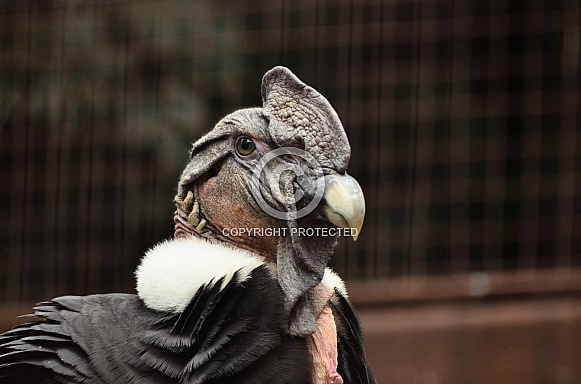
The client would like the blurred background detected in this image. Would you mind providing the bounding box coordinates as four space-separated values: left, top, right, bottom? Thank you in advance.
1 0 580 382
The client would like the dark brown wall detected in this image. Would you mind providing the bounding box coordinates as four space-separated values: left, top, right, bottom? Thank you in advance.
361 295 581 384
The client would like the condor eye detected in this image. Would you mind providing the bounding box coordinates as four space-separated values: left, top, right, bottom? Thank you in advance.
235 136 256 156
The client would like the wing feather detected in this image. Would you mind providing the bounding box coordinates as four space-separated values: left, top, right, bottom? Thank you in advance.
330 290 377 384
0 265 312 383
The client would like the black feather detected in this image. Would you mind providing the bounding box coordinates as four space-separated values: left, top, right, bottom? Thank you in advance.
330 290 377 384
0 266 312 384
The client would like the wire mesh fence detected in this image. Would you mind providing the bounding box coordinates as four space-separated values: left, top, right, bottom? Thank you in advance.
1 0 580 303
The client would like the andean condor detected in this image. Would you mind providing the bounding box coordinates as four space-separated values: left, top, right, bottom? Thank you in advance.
0 66 376 384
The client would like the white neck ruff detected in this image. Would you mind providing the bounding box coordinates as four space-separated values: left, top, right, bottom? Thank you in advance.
135 236 348 313
135 236 265 313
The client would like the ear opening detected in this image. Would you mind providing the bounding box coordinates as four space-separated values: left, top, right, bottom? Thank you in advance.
176 135 231 202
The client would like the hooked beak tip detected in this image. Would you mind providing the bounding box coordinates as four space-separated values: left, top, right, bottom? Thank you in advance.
321 174 365 241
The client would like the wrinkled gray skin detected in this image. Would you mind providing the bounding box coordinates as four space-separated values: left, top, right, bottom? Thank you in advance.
175 66 356 336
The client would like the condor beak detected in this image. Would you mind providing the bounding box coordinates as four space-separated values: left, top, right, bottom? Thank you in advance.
320 174 365 241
